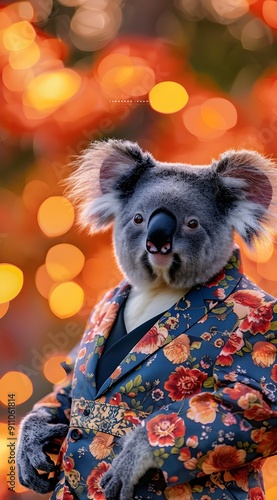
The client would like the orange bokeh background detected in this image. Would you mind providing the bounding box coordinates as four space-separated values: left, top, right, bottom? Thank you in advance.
1 0 277 498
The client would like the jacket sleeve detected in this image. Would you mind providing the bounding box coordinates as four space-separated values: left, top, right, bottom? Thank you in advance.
143 302 277 484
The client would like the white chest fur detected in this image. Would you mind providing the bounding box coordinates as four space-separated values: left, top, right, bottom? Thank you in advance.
124 284 189 333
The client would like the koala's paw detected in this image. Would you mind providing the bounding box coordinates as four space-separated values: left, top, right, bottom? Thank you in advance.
16 409 69 493
100 426 156 500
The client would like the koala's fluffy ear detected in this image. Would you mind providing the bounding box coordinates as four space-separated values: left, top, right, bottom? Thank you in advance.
65 139 154 232
214 149 277 245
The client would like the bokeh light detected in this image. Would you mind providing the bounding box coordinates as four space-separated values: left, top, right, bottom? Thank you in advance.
22 179 50 211
210 0 249 20
35 264 56 298
149 81 189 114
3 20 36 51
45 243 85 281
70 2 122 51
23 68 82 113
239 238 274 263
96 53 155 99
257 250 277 281
200 98 237 130
9 41 40 70
0 371 33 405
38 196 75 237
0 302 9 319
262 1 277 29
43 355 68 384
0 264 23 303
49 281 84 318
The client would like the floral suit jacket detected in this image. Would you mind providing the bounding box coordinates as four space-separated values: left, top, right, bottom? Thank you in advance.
33 248 277 500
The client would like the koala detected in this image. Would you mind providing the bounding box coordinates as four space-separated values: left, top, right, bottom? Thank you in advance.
17 139 277 500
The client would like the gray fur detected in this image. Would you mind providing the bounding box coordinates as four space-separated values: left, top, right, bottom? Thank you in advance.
66 139 277 289
100 426 157 500
16 409 68 493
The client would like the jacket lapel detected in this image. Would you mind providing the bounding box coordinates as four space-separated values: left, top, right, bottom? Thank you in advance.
96 247 243 397
77 281 130 398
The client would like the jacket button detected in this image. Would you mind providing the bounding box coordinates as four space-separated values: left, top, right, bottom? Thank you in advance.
83 408 90 416
70 429 82 441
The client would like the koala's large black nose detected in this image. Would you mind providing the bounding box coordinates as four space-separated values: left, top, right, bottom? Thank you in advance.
146 210 177 255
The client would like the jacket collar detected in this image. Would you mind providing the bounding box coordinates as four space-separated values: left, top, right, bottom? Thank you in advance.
95 247 243 397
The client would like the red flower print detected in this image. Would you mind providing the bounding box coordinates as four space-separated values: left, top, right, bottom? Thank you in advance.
178 447 191 461
164 366 208 401
124 410 142 425
87 461 110 499
220 330 244 355
201 332 212 341
223 382 249 401
214 338 224 348
56 485 74 500
178 447 198 470
240 303 273 335
164 483 193 500
146 413 185 447
202 445 246 474
78 347 86 359
109 392 122 405
85 301 119 342
248 486 265 500
186 435 199 448
213 288 226 299
252 341 277 368
132 325 168 354
244 403 273 421
215 354 233 366
206 269 225 288
231 290 264 309
230 466 252 492
256 430 277 456
251 427 267 443
64 456 75 472
224 383 274 420
270 364 277 382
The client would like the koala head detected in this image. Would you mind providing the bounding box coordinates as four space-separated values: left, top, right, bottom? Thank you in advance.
66 139 277 290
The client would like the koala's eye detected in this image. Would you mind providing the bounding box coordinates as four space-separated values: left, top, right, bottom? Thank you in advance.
187 219 199 229
134 213 144 224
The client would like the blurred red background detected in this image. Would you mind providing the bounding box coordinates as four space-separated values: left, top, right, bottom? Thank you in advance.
1 0 277 498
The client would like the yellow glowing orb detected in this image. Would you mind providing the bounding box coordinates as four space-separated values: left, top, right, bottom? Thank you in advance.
38 196 75 237
0 371 33 405
45 244 85 281
23 68 82 111
3 21 36 51
0 264 23 303
49 282 84 318
43 355 68 384
149 81 189 114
